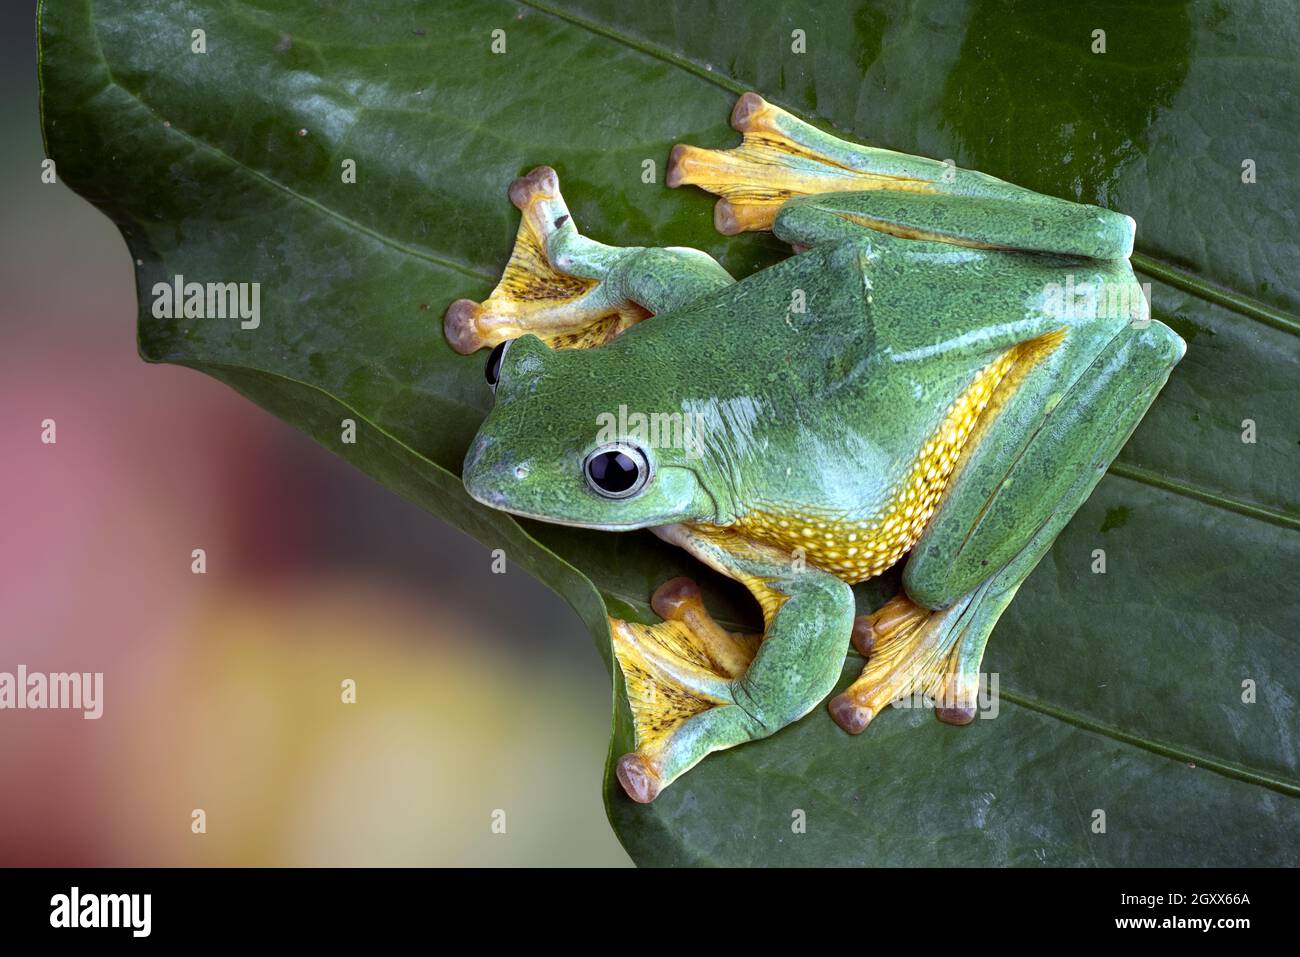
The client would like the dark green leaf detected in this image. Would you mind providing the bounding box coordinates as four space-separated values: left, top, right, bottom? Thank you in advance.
40 0 1299 865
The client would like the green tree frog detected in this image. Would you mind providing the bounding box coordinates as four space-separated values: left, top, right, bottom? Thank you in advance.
444 93 1184 803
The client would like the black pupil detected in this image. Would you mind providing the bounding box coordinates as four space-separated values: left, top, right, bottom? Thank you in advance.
485 341 507 387
588 450 640 494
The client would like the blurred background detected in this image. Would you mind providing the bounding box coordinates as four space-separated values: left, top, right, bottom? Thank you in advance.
1 5 629 865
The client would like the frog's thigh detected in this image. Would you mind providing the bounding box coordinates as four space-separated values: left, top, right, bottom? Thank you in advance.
876 320 1185 723
610 524 853 802
906 320 1184 610
773 190 1135 260
445 166 733 354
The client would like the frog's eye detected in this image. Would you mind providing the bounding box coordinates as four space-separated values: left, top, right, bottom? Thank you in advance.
485 340 510 391
584 443 650 499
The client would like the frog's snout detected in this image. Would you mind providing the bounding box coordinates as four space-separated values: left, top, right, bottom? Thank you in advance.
463 434 530 509
462 434 501 505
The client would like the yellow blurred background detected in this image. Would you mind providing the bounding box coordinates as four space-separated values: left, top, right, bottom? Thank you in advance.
2 6 628 866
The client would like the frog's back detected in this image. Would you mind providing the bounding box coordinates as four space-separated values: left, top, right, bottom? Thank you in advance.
602 238 1134 582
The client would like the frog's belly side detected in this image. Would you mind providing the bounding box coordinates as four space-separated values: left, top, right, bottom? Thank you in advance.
720 344 1023 584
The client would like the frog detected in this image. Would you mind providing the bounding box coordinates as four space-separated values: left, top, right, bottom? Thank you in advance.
444 93 1184 804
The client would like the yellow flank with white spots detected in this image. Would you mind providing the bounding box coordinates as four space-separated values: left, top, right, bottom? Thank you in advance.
721 345 1023 584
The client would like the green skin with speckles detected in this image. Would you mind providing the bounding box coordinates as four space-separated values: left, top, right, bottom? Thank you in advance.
461 135 1185 798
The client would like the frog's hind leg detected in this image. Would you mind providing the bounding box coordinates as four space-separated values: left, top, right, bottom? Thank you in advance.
669 92 1129 255
445 166 733 354
668 92 959 235
610 525 853 802
829 320 1184 733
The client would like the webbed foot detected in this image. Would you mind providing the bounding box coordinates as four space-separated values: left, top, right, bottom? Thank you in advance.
829 593 951 735
668 92 943 235
609 577 764 803
444 166 647 354
608 606 746 804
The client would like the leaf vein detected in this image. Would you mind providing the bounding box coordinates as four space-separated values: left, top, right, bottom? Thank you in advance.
82 4 495 284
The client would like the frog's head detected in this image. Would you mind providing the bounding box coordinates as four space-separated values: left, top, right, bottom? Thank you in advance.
462 335 719 531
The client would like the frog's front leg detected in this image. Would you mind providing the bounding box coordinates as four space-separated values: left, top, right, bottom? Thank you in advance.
611 524 853 802
829 319 1184 733
445 166 733 354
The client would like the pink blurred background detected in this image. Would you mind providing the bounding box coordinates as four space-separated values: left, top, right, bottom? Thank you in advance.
2 7 628 866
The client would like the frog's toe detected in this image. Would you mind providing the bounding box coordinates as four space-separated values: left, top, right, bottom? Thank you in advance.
935 703 978 726
729 90 771 132
850 597 929 658
933 670 980 726
665 148 762 235
444 298 489 355
828 693 874 735
712 199 748 236
850 614 877 657
664 143 710 190
665 139 789 233
650 575 702 619
508 164 561 211
649 576 758 677
616 752 662 804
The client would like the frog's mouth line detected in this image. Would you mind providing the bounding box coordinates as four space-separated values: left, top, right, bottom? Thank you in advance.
465 490 653 533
